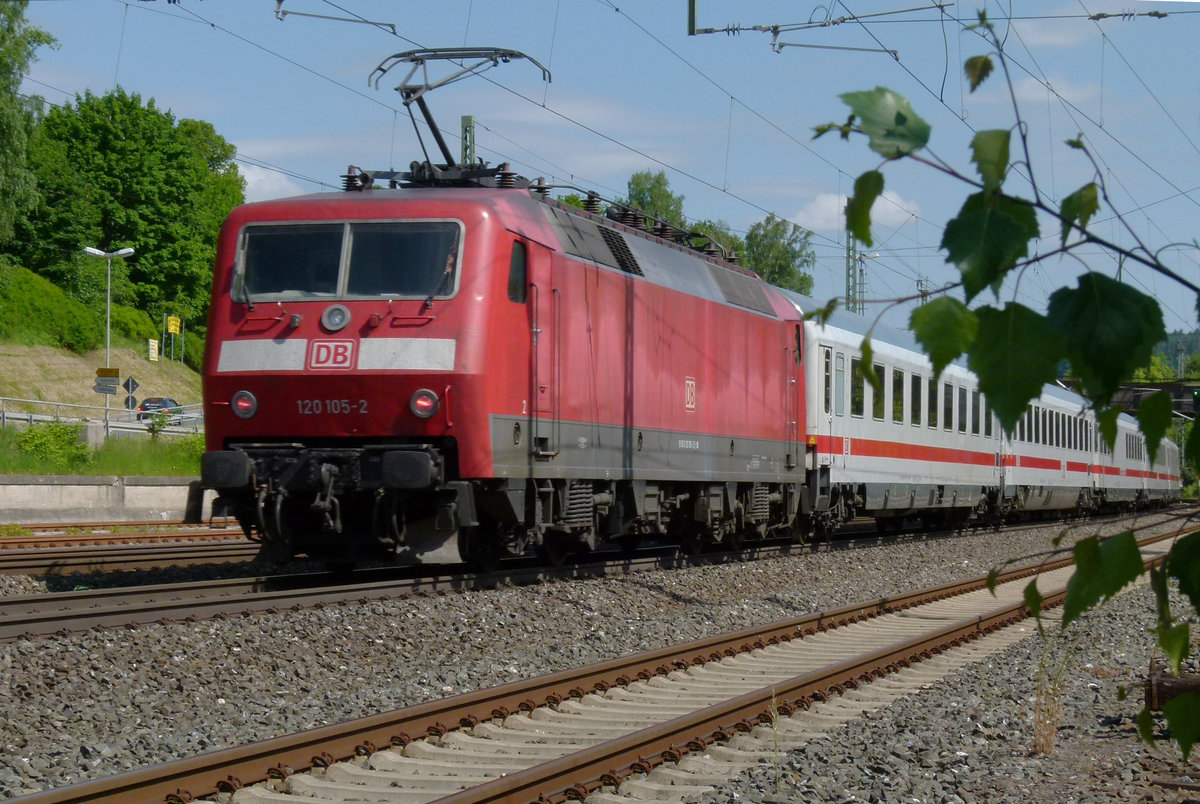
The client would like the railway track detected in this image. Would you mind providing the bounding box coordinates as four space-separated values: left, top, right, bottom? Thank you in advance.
0 521 240 549
0 540 260 577
0 512 1179 642
9 524 1180 804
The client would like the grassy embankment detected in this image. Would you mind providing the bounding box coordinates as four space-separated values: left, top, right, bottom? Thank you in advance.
0 340 204 476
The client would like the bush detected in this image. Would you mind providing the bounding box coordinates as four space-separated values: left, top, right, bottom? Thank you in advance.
16 421 91 471
0 265 103 353
110 304 157 342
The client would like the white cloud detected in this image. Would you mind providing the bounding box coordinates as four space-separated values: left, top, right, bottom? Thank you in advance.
240 164 306 203
792 191 921 236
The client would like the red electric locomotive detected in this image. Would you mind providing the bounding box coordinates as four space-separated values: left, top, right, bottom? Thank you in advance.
200 172 809 565
200 50 809 565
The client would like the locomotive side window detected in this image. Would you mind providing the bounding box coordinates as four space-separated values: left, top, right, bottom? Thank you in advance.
910 373 922 426
850 358 865 417
238 220 462 301
892 369 904 424
508 240 528 303
872 362 885 420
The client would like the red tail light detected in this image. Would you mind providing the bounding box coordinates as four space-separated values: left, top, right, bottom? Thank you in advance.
410 389 439 418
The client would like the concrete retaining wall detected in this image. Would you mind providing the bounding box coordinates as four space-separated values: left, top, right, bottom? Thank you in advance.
0 476 215 524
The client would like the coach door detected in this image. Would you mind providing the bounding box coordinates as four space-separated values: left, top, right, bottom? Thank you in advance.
528 245 559 459
785 324 803 470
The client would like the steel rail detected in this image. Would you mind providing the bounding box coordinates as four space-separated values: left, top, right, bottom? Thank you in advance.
0 541 260 576
9 527 1180 804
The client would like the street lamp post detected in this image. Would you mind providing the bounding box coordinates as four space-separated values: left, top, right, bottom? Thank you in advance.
83 246 135 437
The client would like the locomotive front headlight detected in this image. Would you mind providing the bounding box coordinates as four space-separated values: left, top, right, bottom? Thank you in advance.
410 388 440 419
321 304 351 332
231 390 258 419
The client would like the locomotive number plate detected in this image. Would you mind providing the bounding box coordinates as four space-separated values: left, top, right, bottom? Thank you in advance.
296 398 369 415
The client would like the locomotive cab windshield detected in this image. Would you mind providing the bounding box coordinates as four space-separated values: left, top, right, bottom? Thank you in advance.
233 220 463 303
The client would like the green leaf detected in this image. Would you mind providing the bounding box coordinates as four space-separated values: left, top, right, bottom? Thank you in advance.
1159 623 1190 677
1066 133 1085 150
1164 692 1200 761
1023 579 1044 632
804 297 840 325
970 130 1010 193
1165 531 1200 620
860 335 882 400
1059 182 1099 245
1135 390 1173 467
845 170 884 247
1136 706 1155 745
839 87 931 159
941 192 1039 302
1062 531 1144 628
1047 273 1166 408
964 55 993 92
1096 406 1121 453
910 296 978 380
966 303 1065 433
985 567 999 594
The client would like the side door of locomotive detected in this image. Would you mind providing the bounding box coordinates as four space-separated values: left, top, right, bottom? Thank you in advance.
527 242 559 459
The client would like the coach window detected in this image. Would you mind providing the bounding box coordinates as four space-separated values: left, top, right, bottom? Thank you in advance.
971 390 981 435
508 241 528 303
850 358 865 417
822 348 833 414
911 373 922 426
1032 407 1039 444
873 363 886 420
958 387 968 433
1017 409 1025 442
928 377 938 428
983 397 993 438
835 354 846 416
943 381 954 431
892 369 905 424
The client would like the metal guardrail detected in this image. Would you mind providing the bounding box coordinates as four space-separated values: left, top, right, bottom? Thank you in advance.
0 396 204 436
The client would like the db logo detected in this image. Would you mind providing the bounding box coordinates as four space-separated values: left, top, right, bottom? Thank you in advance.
684 376 697 411
308 340 356 370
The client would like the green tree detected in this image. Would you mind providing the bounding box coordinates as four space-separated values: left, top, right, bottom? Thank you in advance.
623 170 685 227
743 213 815 295
1132 354 1176 382
0 2 54 246
690 218 744 262
15 88 244 323
816 11 1200 757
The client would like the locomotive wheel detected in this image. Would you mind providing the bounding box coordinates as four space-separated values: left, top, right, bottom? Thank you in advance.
459 525 501 572
540 532 574 567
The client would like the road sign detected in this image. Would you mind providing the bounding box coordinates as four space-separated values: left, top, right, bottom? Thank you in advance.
94 376 119 386
167 316 181 335
123 376 139 394
96 367 119 378
92 384 117 395
125 395 138 411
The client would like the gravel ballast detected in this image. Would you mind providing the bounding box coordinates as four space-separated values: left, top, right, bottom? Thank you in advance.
1 512 1197 801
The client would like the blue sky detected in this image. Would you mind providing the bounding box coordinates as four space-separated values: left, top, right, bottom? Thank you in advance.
19 1 1200 333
